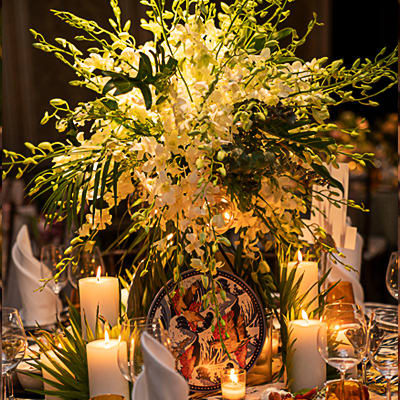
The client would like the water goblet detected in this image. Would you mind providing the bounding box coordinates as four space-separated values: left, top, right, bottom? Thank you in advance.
368 309 398 400
385 251 398 300
2 308 27 400
317 303 367 399
68 246 105 289
117 318 171 384
40 244 68 320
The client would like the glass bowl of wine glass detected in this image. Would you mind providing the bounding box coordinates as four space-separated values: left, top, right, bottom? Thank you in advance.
317 303 367 386
368 309 398 400
385 251 398 300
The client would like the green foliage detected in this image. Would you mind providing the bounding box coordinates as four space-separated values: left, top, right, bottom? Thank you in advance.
24 304 89 400
96 50 178 109
24 303 122 400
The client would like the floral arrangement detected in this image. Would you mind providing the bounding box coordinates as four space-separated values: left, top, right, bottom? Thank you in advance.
4 0 396 386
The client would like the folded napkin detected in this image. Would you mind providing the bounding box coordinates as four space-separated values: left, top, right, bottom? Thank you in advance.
132 332 189 400
327 231 364 305
10 225 62 327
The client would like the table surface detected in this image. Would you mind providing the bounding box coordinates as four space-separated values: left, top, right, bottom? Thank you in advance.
14 379 397 400
14 351 397 400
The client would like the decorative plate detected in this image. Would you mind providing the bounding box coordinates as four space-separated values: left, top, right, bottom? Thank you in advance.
147 269 266 392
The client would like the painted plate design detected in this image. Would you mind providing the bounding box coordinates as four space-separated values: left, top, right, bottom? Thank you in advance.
147 269 266 392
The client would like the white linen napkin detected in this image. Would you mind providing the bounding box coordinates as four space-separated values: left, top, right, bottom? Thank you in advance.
327 231 364 305
132 332 189 400
11 225 62 327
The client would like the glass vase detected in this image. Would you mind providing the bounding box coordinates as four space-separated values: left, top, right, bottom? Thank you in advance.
246 310 273 386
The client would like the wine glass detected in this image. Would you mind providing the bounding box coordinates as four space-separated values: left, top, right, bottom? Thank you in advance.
317 303 367 396
385 252 398 300
117 318 172 384
2 308 27 400
68 246 105 289
368 309 398 400
40 244 68 319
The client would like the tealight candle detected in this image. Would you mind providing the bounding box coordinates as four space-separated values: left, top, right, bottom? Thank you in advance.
79 267 119 338
287 251 319 311
221 368 246 400
86 331 129 400
288 310 326 392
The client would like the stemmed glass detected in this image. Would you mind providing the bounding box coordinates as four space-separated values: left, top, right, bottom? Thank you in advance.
68 246 105 288
317 303 367 397
117 318 172 384
2 308 28 400
40 244 68 320
368 309 398 400
385 251 398 300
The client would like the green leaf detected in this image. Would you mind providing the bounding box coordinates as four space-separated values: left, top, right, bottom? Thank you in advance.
112 161 120 212
102 77 133 95
91 163 103 220
99 156 112 208
137 52 153 81
311 163 345 193
165 56 178 73
272 27 294 41
101 98 118 110
137 83 152 109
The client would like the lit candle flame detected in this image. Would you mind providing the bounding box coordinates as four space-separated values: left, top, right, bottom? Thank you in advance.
229 368 238 384
96 266 101 282
301 310 309 322
297 250 303 263
105 329 110 344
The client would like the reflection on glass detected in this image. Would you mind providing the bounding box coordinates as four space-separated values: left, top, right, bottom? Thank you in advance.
317 303 367 399
2 308 27 399
368 310 398 400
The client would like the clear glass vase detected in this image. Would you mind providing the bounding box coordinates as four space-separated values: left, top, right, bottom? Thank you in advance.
246 310 273 385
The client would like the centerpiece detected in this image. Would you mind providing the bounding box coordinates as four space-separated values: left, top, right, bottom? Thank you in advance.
4 0 396 398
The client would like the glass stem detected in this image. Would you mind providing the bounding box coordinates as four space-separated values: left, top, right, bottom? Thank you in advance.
386 377 392 400
340 370 346 400
6 373 14 400
2 374 6 400
361 358 367 385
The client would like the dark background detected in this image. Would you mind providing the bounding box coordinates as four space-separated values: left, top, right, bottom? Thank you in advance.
2 0 398 303
3 0 397 151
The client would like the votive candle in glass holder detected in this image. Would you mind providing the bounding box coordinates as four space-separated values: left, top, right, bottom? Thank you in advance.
221 368 246 400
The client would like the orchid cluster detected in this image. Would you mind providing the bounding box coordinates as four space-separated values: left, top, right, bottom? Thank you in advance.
4 0 396 324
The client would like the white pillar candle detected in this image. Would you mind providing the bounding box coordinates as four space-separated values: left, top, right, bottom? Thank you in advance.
288 311 326 392
40 349 68 400
287 251 319 312
86 331 129 399
79 268 119 338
